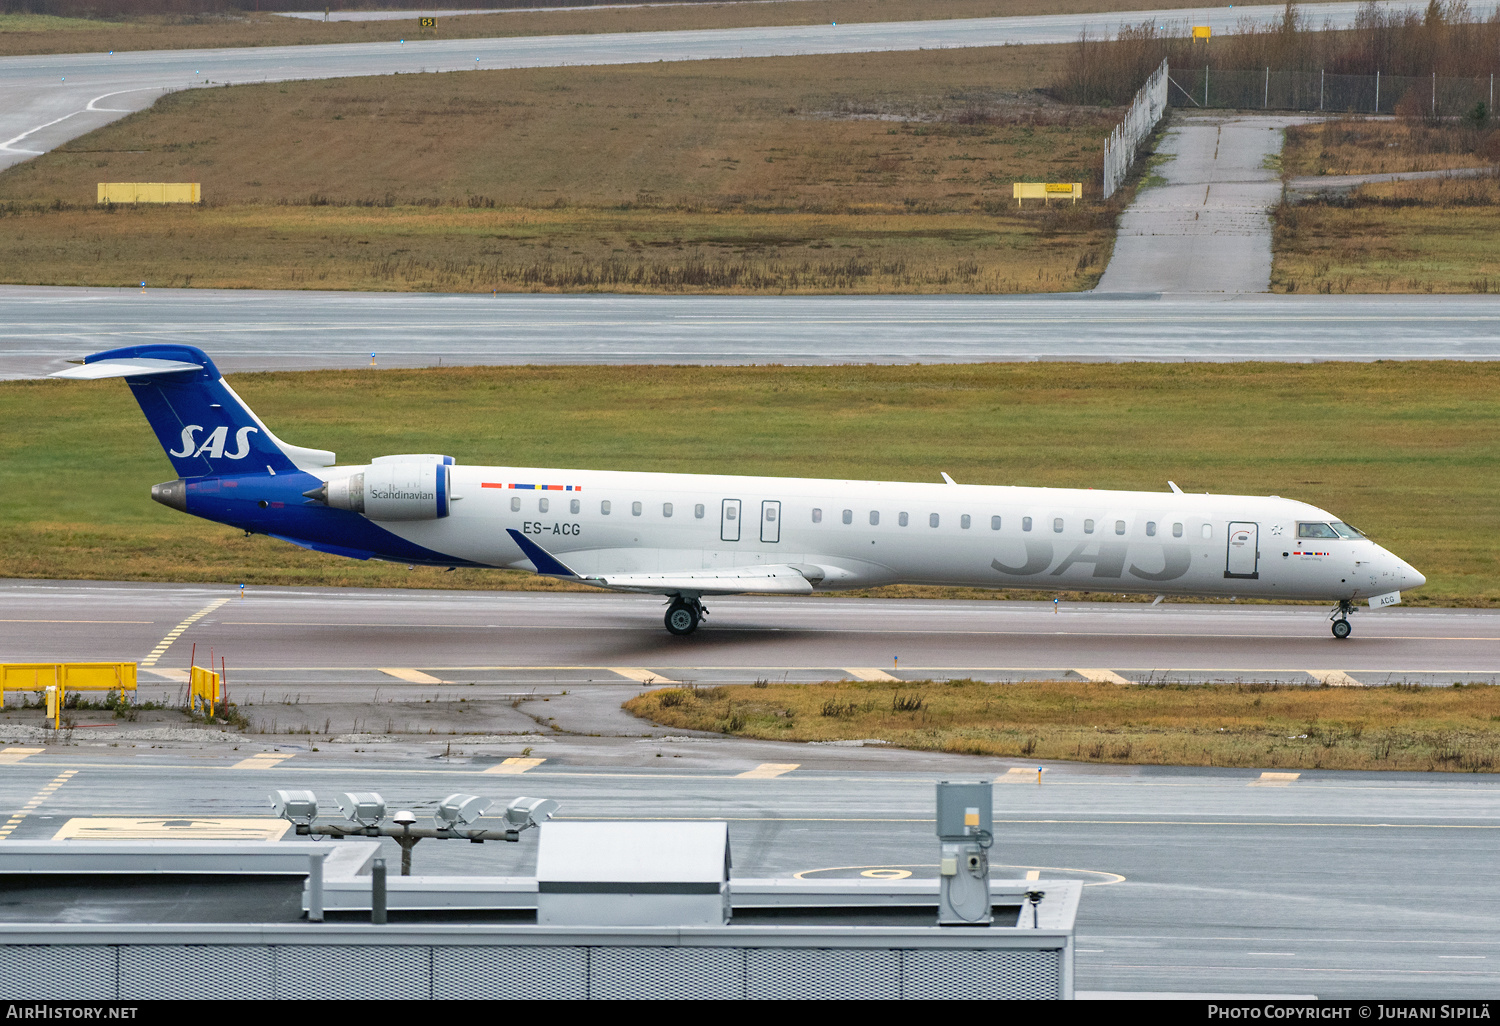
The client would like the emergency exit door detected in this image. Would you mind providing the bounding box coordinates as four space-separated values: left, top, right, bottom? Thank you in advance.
721 498 741 542
761 500 781 543
1225 521 1259 579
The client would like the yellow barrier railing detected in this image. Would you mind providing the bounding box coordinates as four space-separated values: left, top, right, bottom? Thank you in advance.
96 183 201 204
0 663 136 709
1012 182 1083 207
189 665 223 718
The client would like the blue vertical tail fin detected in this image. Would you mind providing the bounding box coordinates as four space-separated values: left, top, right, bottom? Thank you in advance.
52 345 335 479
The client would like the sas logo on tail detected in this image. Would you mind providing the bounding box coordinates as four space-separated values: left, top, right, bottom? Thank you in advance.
169 425 259 460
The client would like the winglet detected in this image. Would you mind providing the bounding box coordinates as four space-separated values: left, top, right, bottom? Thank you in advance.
940 472 958 485
1168 480 1184 494
506 529 579 577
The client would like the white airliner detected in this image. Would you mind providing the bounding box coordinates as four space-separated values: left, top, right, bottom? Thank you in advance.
57 345 1425 639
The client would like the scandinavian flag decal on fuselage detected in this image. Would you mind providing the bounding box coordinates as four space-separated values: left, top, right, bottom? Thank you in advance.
480 483 581 491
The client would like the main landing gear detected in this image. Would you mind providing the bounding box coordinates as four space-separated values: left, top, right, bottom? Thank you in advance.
665 597 707 636
1330 599 1355 640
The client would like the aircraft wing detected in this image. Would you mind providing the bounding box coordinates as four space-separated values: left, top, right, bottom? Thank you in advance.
505 529 815 595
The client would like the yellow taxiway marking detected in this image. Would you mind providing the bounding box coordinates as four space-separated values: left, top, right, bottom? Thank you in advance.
998 767 1046 782
0 768 78 839
1251 772 1302 787
141 597 230 667
1025 870 1042 881
484 757 546 774
1307 669 1364 687
231 753 294 770
844 667 902 682
0 747 45 765
379 668 448 684
1074 668 1132 685
608 667 679 685
736 763 800 779
52 817 290 841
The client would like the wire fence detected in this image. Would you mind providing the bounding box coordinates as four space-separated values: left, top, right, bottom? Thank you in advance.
1167 68 1498 116
1103 59 1169 200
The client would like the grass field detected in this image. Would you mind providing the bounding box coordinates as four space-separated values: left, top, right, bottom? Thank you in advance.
2 362 1495 603
0 0 1350 57
1273 118 1500 294
623 679 1500 771
0 48 1117 294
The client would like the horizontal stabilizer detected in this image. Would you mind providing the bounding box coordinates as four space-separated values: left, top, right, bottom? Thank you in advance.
52 358 202 380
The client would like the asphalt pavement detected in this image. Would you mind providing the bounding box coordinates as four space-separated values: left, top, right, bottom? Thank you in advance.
8 285 1500 378
6 1 1496 172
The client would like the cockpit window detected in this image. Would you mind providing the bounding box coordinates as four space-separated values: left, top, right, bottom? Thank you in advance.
1330 522 1365 540
1297 522 1340 539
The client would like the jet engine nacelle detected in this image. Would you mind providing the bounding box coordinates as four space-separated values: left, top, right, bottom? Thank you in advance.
315 462 450 521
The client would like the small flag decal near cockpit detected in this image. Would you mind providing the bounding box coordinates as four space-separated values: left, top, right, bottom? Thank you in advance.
1292 551 1330 556
481 482 581 491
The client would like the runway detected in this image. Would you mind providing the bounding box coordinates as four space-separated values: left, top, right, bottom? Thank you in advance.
2 744 1499 996
5 1 1496 172
3 580 1495 682
7 286 1500 378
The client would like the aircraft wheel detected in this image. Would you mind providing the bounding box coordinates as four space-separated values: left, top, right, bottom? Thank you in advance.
1331 619 1352 640
665 601 700 636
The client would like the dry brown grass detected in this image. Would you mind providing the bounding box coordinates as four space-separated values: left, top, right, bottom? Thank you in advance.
1274 117 1500 294
624 679 1500 771
0 47 1119 293
0 1 1354 57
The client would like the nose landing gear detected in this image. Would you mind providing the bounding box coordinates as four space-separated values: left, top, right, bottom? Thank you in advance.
1330 599 1355 639
665 597 707 636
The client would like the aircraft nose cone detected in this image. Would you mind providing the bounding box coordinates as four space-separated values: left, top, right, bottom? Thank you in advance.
1406 564 1427 589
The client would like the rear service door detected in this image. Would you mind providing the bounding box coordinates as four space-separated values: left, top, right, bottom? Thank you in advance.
721 498 741 542
760 500 781 543
1225 521 1259 579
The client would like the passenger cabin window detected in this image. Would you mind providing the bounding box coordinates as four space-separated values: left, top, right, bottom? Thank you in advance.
1201 523 1211 539
765 506 777 522
961 515 971 529
1053 518 1064 533
1172 522 1183 538
898 512 909 527
1084 519 1095 534
869 511 880 526
1022 517 1032 532
930 513 940 528
1298 522 1340 539
725 505 737 520
511 496 521 512
1331 522 1364 539
601 500 611 515
1115 520 1126 535
812 508 823 523
843 509 853 525
632 501 642 517
663 502 673 518
1146 521 1157 537
539 498 549 513
991 516 1001 531
570 499 580 514
695 504 705 519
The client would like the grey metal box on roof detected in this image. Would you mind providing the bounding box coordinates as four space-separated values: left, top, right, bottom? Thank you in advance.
535 822 731 927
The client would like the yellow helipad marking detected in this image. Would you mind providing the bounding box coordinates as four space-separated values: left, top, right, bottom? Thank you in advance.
608 667 679 684
379 668 448 684
1025 870 1042 881
0 748 45 765
53 817 291 841
0 769 77 840
144 668 190 682
844 668 901 682
231 753 294 770
997 767 1046 782
1074 668 1132 685
141 597 230 667
1251 772 1302 787
736 763 800 779
793 863 1125 886
57 817 287 840
861 868 912 879
1308 669 1364 687
484 757 546 774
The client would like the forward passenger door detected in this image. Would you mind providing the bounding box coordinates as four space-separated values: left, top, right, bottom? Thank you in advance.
1225 521 1260 579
